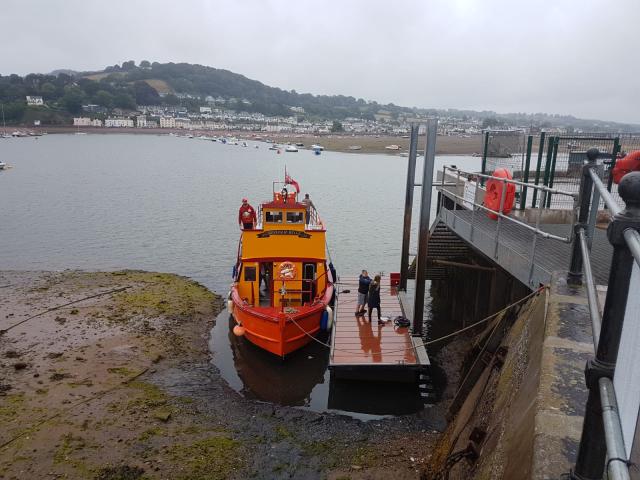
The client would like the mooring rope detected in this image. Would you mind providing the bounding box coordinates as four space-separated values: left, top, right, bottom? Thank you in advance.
286 285 545 356
0 286 132 336
0 366 149 451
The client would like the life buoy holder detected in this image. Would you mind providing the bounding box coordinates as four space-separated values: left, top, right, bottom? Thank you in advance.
278 261 297 280
484 168 516 220
612 151 640 184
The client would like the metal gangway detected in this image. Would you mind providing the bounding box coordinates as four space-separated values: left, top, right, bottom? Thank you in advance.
398 117 639 480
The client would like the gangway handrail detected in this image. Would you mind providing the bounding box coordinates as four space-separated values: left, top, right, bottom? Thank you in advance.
589 168 622 216
571 151 638 480
440 165 577 243
444 166 580 198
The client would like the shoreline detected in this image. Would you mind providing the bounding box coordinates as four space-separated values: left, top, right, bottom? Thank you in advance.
0 269 445 479
8 126 484 156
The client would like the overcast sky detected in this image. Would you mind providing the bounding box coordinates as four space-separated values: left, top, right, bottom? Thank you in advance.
2 0 638 123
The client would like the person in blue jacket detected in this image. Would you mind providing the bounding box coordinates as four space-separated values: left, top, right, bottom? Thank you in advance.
355 270 371 316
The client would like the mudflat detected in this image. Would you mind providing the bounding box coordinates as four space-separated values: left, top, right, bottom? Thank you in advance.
0 270 441 480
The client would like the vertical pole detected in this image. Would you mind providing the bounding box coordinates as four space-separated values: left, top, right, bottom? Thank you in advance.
607 137 621 192
412 118 438 336
568 148 599 285
493 178 507 258
546 137 559 207
519 135 533 210
573 172 640 480
481 131 490 187
542 136 555 191
531 132 546 208
399 124 419 291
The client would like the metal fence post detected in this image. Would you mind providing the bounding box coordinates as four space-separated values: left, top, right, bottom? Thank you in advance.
412 118 438 336
519 135 533 210
542 136 555 191
572 172 640 480
481 131 490 187
546 137 560 207
531 132 546 208
607 137 621 192
568 148 599 285
399 124 419 291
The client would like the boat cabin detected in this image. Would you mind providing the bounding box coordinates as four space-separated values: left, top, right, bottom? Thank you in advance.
235 184 328 310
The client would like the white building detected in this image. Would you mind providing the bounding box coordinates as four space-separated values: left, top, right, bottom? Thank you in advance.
136 115 147 128
73 117 92 127
175 117 191 129
105 117 134 128
91 119 103 127
26 96 44 106
199 106 212 114
160 116 176 128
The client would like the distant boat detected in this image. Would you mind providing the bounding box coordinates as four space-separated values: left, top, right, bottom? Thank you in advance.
385 144 401 150
285 145 298 152
269 144 280 151
310 144 324 151
348 145 362 151
295 142 304 147
242 141 248 147
0 161 6 170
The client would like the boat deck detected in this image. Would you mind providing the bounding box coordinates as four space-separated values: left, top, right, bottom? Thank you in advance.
329 275 429 382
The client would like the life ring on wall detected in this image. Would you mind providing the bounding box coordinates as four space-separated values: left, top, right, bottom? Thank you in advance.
484 168 516 220
278 261 297 280
612 151 640 184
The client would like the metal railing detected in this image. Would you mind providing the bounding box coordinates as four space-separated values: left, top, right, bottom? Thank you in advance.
570 149 640 480
438 165 579 286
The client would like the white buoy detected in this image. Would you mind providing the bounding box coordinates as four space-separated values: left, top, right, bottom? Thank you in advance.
325 306 334 330
227 292 234 314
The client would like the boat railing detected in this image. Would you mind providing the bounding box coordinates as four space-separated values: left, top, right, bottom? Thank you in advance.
306 206 325 230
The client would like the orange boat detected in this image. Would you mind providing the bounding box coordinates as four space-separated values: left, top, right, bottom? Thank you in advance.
229 174 335 358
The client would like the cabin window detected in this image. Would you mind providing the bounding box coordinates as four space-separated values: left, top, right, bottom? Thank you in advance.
286 211 304 224
265 210 283 223
244 266 256 282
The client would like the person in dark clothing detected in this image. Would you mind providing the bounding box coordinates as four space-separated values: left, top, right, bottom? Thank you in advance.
368 274 382 323
356 270 371 316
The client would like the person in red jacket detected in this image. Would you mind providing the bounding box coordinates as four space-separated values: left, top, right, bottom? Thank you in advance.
238 198 257 229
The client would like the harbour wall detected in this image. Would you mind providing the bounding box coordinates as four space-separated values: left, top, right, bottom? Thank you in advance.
426 271 592 479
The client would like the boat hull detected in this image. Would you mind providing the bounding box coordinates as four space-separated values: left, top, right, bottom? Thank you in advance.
230 288 332 357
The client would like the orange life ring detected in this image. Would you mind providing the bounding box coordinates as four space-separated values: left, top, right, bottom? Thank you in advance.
612 151 640 184
484 168 516 220
278 261 297 280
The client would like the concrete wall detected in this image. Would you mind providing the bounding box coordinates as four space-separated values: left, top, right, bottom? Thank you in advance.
426 272 593 479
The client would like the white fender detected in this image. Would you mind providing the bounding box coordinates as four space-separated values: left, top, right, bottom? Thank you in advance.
325 305 334 330
227 292 234 314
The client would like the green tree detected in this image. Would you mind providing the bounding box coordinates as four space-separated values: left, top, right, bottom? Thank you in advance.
94 90 114 108
133 81 160 105
61 88 85 114
140 60 151 68
113 93 136 110
330 120 343 132
40 82 57 100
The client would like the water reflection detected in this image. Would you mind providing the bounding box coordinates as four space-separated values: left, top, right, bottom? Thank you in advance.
209 311 425 420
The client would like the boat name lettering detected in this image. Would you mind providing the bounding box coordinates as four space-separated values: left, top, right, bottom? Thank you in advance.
257 230 311 239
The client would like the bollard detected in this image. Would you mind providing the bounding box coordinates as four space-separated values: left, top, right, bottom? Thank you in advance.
572 171 640 480
568 148 600 285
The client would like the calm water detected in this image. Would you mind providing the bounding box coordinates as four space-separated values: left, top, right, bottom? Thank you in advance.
0 133 480 417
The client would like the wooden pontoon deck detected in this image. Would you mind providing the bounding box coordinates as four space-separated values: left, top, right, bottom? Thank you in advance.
329 275 429 382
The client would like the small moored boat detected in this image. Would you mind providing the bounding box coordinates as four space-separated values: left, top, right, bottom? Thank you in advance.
230 173 335 357
285 145 298 152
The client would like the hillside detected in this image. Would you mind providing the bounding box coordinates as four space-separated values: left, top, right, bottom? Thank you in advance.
0 60 637 131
